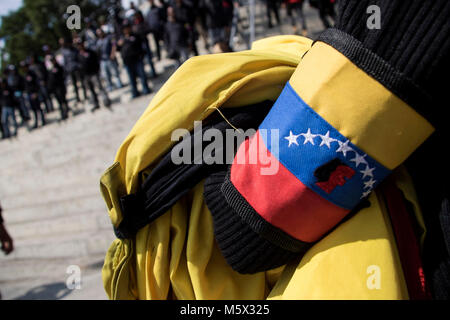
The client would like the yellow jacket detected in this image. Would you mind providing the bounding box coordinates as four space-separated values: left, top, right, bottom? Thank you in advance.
100 36 429 300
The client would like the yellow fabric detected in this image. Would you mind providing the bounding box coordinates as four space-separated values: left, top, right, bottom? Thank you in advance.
100 36 427 300
268 190 408 300
289 42 435 170
101 36 312 228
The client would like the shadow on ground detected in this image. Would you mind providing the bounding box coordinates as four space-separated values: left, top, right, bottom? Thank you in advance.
14 282 73 300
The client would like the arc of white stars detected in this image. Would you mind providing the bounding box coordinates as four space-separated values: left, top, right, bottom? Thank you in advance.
283 128 378 200
319 131 336 149
284 131 301 147
300 128 317 145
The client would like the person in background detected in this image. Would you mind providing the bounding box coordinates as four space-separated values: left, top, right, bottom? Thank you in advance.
57 37 87 104
0 96 4 139
0 77 19 138
42 45 54 71
266 0 281 28
172 0 199 56
76 39 111 112
98 15 114 35
194 0 211 53
6 65 30 127
129 1 144 18
222 0 235 48
47 56 69 121
21 61 46 129
115 21 152 99
317 0 335 29
0 202 14 300
132 11 158 78
82 17 99 50
146 0 166 61
28 54 54 114
199 0 231 52
285 0 308 36
96 28 124 92
164 6 190 66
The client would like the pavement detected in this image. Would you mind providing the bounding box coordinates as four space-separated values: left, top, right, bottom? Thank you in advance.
0 3 326 300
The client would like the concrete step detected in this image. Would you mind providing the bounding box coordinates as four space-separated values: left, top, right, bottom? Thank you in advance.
0 254 107 283
0 127 135 171
0 94 149 155
1 229 115 260
6 208 110 239
2 180 100 211
5 199 107 229
1 172 100 201
0 111 139 164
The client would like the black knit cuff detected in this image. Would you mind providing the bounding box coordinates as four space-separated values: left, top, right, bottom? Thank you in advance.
203 169 311 274
220 170 310 253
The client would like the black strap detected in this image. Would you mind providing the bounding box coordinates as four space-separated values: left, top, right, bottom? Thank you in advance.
114 101 273 239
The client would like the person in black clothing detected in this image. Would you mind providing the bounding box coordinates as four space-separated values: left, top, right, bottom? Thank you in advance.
0 202 13 300
326 0 450 300
199 0 233 51
81 17 99 51
6 65 30 126
0 80 4 139
222 0 234 45
130 1 144 18
146 0 166 61
95 28 124 92
132 11 158 78
0 102 3 139
0 77 19 138
164 6 190 66
28 54 54 114
21 62 46 129
172 0 199 56
47 56 69 121
317 0 335 29
115 21 151 99
0 203 13 256
266 0 281 28
0 81 4 139
75 40 111 112
57 37 87 103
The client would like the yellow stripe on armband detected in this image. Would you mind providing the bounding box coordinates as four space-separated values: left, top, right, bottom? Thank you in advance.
289 41 434 170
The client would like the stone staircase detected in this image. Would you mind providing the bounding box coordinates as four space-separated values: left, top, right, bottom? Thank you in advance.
0 3 326 299
0 86 149 283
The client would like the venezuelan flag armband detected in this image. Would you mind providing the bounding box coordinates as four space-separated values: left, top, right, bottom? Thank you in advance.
204 38 435 275
224 41 434 252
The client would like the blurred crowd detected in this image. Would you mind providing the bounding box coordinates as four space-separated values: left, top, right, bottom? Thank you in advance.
0 0 335 140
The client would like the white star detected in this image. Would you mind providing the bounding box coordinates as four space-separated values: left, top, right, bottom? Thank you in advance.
319 131 336 149
284 131 301 147
360 166 375 179
361 189 372 199
363 178 376 189
350 152 368 167
336 140 353 157
300 128 317 145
